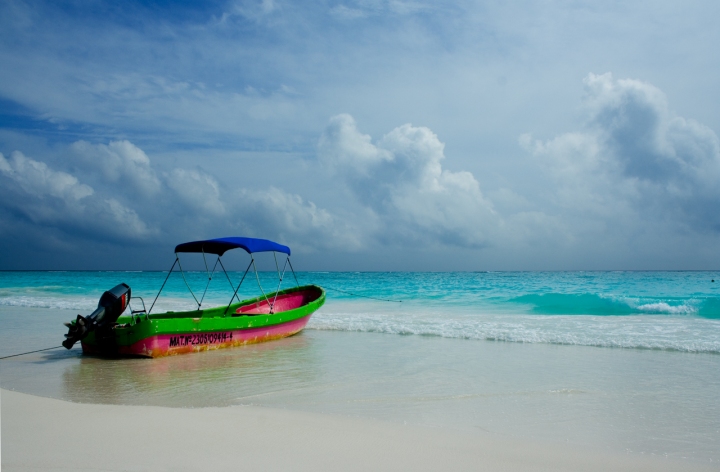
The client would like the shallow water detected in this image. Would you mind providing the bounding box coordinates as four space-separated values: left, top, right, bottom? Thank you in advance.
1 271 719 463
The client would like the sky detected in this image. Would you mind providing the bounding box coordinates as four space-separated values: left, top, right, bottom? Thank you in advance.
1 0 719 271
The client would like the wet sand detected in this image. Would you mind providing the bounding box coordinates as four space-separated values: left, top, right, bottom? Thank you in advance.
2 388 716 472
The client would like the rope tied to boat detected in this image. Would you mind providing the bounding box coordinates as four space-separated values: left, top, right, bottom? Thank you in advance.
314 284 403 303
0 345 64 360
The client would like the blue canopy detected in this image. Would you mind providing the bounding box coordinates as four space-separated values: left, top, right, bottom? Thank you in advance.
174 237 291 256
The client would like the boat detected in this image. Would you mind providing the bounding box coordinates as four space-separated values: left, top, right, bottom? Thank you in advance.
61 237 325 358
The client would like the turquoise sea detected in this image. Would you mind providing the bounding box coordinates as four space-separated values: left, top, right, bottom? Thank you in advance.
2 270 719 352
1 270 719 463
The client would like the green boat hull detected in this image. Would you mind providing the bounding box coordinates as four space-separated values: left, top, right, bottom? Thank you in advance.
78 284 325 358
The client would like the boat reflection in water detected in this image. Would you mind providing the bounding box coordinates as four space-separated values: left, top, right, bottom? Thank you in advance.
61 332 319 407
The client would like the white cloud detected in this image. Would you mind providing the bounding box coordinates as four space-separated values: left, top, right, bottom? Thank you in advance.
70 140 161 196
219 0 280 24
235 187 363 251
104 198 154 239
319 114 497 247
0 151 93 201
329 1 429 19
0 151 154 240
523 73 720 233
166 168 225 216
0 141 357 252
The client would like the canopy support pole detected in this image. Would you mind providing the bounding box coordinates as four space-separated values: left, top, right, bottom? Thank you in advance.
198 253 220 309
270 256 289 313
287 257 300 288
217 257 236 291
273 252 281 279
148 258 177 315
176 254 200 309
252 258 272 311
224 259 253 315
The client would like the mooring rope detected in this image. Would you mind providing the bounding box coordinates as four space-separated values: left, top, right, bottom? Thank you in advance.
317 284 403 303
0 345 64 360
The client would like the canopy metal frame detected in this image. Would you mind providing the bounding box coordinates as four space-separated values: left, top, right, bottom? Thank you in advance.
146 238 299 317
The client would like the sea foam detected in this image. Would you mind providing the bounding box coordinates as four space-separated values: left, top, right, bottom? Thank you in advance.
308 308 720 353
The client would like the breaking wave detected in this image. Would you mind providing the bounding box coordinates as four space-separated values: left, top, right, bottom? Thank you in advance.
508 293 720 318
308 309 720 353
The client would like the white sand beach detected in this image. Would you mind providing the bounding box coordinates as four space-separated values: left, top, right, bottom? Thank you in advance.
2 388 716 472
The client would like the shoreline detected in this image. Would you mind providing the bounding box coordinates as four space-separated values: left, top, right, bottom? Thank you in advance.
2 388 716 472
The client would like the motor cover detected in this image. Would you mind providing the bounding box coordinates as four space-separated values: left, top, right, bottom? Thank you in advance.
62 283 131 350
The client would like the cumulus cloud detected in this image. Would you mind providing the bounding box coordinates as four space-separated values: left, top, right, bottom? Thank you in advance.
522 73 720 233
0 151 154 241
0 151 93 201
166 168 225 216
0 140 356 253
104 198 154 239
234 187 363 252
70 140 161 196
319 114 497 247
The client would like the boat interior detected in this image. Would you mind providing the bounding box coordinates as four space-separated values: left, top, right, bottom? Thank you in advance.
234 286 323 315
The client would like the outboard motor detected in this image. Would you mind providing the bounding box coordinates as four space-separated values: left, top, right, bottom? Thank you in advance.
62 283 131 350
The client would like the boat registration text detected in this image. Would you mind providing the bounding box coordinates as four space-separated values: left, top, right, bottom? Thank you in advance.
168 332 233 347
